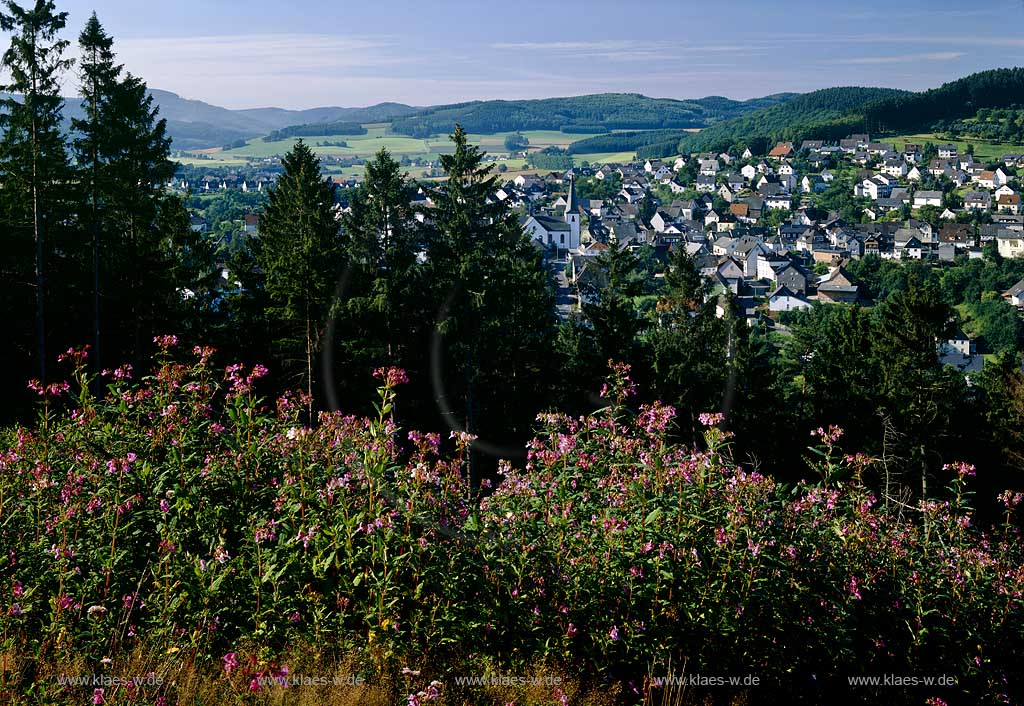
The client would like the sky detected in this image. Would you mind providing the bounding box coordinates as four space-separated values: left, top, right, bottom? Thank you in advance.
24 0 1024 110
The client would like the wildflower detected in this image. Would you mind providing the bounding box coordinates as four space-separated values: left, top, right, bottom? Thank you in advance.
373 366 409 386
566 623 577 638
848 576 862 600
699 412 725 427
159 499 170 513
810 425 844 445
223 652 239 673
609 625 621 641
13 581 23 598
93 688 105 705
87 605 108 619
943 461 976 480
289 611 301 623
153 334 179 349
998 489 1024 509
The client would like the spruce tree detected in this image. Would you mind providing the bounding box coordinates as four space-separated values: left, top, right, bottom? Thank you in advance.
424 125 555 462
252 140 342 407
71 12 118 373
0 0 73 384
70 14 180 367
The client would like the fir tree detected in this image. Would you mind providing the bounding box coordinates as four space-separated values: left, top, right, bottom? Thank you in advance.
252 140 342 408
424 125 556 465
0 0 73 384
72 11 118 372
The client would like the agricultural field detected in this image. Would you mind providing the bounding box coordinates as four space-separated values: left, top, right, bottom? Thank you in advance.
887 133 1024 162
175 124 607 170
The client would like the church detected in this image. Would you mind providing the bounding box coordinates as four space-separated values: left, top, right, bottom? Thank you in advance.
522 173 582 253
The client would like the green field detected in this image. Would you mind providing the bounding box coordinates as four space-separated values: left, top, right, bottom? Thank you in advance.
176 125 606 172
888 133 1024 162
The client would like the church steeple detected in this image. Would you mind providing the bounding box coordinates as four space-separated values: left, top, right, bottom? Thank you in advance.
563 171 580 250
564 171 578 216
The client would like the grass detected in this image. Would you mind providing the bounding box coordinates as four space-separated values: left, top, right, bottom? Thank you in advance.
186 125 607 169
887 133 1024 162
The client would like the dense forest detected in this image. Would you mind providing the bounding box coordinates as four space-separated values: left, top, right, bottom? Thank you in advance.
657 87 910 156
387 92 796 137
262 120 369 142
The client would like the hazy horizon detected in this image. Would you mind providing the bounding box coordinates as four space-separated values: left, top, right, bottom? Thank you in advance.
15 0 1024 110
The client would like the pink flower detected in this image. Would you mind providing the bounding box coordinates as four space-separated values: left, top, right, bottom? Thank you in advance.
609 625 621 641
943 461 976 480
223 652 239 673
92 688 105 704
373 366 409 386
153 334 179 349
699 412 725 427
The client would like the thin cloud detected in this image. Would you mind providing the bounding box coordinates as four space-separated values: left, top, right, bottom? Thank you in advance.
823 52 965 65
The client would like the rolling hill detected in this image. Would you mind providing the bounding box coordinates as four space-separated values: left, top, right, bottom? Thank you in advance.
386 93 798 137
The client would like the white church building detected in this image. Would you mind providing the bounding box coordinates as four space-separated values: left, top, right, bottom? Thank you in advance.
523 173 581 252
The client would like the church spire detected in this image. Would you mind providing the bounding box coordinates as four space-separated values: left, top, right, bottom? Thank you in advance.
565 171 578 217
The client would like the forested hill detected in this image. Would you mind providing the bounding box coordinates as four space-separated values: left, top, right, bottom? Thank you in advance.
625 67 1024 158
860 67 1024 133
386 92 798 137
628 86 907 157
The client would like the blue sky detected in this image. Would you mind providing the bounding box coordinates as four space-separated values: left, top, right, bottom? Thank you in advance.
33 0 1024 109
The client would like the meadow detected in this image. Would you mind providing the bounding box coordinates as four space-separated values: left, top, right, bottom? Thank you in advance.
0 343 1020 705
887 133 1024 162
172 124 632 177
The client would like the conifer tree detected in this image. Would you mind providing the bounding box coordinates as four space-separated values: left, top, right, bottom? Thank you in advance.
252 140 342 406
72 12 118 372
424 125 555 461
0 0 73 384
71 14 181 366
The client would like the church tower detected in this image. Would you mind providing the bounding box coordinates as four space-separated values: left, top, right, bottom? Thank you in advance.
563 172 580 250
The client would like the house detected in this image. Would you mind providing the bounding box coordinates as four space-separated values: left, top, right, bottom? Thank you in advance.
964 191 992 211
856 175 894 200
907 166 923 182
1005 278 1024 307
740 164 757 181
768 284 813 312
881 158 908 178
913 190 943 208
766 193 793 210
775 262 811 294
800 140 824 152
900 236 926 260
998 193 1021 215
189 214 209 233
696 174 717 193
768 142 794 159
802 175 828 193
726 173 746 191
938 145 958 159
817 266 865 304
939 224 975 247
243 214 259 234
699 159 720 176
997 231 1024 258
975 171 997 190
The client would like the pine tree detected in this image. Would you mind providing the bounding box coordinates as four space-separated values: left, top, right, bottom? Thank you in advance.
580 240 646 365
0 0 73 384
252 140 342 407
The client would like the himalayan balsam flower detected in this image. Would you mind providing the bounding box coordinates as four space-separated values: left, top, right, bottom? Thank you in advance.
943 461 976 479
609 625 621 641
699 412 724 427
373 366 409 386
223 652 239 673
92 688 105 705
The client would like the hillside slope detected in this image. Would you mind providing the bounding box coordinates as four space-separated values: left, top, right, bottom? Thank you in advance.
388 92 797 137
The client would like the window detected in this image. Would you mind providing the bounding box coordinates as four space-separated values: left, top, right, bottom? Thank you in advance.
560 233 565 245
